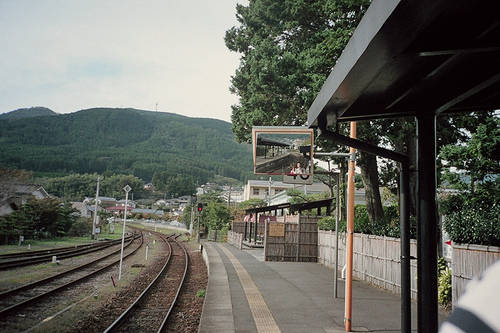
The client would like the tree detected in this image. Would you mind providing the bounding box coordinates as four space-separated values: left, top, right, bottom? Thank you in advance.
225 0 370 142
232 198 267 222
226 0 376 219
0 197 78 243
237 198 267 210
440 115 500 193
101 174 145 199
180 203 194 228
225 0 495 226
203 201 232 231
438 114 499 246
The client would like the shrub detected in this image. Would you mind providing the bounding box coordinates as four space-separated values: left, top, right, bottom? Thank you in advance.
68 218 92 237
318 205 416 239
438 267 452 308
318 216 346 231
437 257 448 276
442 190 500 246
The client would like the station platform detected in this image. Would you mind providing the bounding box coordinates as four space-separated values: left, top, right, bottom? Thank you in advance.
198 241 449 333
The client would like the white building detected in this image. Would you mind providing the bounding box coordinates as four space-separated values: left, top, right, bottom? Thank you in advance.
269 185 367 206
196 183 219 195
219 187 244 204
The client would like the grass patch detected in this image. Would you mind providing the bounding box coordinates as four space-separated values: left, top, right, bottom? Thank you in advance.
0 237 95 254
128 222 179 236
196 289 206 297
0 223 127 254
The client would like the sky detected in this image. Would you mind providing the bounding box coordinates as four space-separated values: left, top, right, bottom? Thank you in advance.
0 0 246 122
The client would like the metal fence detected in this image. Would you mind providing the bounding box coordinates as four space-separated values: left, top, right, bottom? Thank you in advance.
318 230 418 299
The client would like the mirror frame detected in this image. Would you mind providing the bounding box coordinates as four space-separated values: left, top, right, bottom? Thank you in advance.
252 126 314 176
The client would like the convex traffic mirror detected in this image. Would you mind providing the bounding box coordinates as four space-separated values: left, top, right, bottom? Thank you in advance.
252 127 314 177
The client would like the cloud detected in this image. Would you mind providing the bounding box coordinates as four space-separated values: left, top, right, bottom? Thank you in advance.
68 59 123 78
0 0 245 121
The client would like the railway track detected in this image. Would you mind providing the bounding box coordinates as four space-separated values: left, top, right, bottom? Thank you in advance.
103 232 189 333
0 234 135 270
0 232 144 324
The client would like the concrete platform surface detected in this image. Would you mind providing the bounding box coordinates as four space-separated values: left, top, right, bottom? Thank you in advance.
198 241 448 333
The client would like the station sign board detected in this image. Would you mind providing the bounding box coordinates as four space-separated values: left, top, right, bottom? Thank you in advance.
252 126 314 177
268 223 285 237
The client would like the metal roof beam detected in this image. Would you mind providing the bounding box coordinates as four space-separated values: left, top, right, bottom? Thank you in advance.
317 127 407 164
417 47 500 57
436 71 500 115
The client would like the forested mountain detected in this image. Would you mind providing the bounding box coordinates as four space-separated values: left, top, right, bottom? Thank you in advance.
0 108 253 188
0 107 57 120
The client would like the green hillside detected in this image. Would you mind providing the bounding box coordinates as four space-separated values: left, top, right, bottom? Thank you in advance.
0 107 57 120
0 107 253 187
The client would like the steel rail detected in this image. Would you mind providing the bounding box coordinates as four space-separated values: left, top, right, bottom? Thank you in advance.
103 233 175 333
0 233 144 317
0 236 130 259
0 233 140 299
157 234 189 333
0 235 135 270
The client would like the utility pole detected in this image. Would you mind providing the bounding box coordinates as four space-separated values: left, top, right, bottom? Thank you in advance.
190 196 195 235
197 213 201 243
268 177 272 206
345 122 356 332
334 172 341 298
118 185 131 281
92 176 100 240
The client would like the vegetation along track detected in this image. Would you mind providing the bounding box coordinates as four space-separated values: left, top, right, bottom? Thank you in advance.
103 232 189 333
0 232 143 328
0 235 135 270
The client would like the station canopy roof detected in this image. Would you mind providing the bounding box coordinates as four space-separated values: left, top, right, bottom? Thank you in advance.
307 0 500 127
256 136 291 147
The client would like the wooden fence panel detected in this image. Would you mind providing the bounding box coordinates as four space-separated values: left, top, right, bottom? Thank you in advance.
264 215 319 262
318 230 418 299
232 222 246 234
227 231 243 250
452 243 500 307
299 217 319 262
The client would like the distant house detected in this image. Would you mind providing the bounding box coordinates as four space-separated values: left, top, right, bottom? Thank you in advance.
116 199 136 209
243 180 303 201
0 183 50 216
105 206 133 215
83 196 117 208
131 208 164 217
177 196 190 209
71 202 92 218
196 183 219 195
144 183 153 190
154 199 168 208
219 187 244 204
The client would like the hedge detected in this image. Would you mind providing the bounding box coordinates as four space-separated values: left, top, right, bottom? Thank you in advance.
442 191 500 246
318 205 417 239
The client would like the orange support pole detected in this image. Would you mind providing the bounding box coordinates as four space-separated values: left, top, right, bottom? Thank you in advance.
345 122 356 331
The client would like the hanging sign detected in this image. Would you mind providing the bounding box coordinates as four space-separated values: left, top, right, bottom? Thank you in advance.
268 223 285 237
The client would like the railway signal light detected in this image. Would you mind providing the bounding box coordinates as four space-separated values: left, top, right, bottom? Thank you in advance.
197 203 203 212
